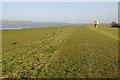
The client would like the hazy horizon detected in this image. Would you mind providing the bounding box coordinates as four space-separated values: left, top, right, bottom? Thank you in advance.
2 2 118 24
1 20 113 24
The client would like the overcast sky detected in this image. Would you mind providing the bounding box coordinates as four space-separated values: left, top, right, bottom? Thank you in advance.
2 2 118 23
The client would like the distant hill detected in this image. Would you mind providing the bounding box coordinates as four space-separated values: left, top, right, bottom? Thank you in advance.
1 20 79 29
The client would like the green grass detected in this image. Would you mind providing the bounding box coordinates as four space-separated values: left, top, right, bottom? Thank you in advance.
2 25 118 78
86 24 118 40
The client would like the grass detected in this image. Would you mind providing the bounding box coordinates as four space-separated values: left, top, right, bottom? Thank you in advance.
2 24 118 78
87 24 118 40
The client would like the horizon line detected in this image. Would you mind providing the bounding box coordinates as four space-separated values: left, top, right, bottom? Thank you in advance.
1 20 114 24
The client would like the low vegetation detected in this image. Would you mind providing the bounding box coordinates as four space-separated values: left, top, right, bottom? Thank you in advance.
2 24 118 78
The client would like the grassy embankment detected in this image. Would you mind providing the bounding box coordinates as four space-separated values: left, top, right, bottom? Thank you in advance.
2 24 118 78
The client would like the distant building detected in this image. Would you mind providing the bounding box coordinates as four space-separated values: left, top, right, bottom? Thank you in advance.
111 22 120 27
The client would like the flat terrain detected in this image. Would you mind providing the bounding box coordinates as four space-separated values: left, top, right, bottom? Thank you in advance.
2 24 118 78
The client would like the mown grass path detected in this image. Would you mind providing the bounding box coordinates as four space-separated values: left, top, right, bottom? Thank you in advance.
48 27 118 78
2 25 118 78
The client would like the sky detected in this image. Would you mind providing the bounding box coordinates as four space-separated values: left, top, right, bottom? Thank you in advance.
1 2 118 23
2 0 120 2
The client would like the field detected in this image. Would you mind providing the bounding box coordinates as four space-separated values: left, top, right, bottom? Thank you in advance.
2 24 119 78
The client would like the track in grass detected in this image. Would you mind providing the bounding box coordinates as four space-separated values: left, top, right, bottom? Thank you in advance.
2 25 118 78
